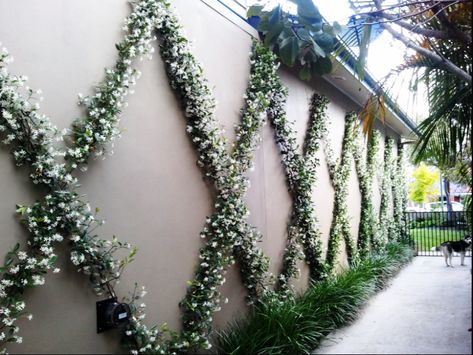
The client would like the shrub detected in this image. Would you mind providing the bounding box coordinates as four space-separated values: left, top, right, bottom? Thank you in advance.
216 242 414 355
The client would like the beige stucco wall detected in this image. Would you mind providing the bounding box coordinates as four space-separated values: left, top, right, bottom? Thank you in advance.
0 0 400 353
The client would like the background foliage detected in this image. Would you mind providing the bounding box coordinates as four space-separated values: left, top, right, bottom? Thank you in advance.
408 163 440 204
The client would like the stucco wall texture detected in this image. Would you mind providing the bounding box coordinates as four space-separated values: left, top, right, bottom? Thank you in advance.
0 0 399 353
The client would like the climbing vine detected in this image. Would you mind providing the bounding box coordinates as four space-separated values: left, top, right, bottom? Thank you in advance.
1 1 278 352
393 141 408 242
0 0 159 350
124 2 279 352
267 89 327 290
323 112 359 274
378 137 396 247
1 0 409 353
353 129 381 258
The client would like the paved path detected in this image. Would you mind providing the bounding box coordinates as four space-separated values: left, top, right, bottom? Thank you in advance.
314 256 472 354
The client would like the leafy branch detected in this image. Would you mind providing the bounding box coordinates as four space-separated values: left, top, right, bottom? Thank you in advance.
248 0 343 80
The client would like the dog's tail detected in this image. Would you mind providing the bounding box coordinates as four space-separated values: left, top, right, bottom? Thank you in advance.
431 246 441 251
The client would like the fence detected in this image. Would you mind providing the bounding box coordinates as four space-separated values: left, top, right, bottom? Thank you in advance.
405 211 470 256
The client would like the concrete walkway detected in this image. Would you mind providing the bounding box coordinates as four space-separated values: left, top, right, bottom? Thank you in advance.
314 257 472 354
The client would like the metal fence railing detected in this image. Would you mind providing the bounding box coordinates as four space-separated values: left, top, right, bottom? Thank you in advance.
405 211 471 256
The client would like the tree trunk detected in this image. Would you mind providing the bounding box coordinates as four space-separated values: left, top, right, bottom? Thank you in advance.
443 178 453 226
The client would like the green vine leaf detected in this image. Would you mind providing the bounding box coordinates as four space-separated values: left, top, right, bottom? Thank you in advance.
264 23 284 47
313 32 335 53
311 39 326 58
312 57 333 76
299 65 311 81
292 0 322 24
248 0 338 81
269 5 282 25
15 205 27 215
279 36 300 66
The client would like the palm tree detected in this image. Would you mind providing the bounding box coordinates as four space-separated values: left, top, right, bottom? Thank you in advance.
347 1 471 180
395 3 471 221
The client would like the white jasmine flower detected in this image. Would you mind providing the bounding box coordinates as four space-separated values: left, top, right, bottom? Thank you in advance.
52 233 63 242
9 265 19 274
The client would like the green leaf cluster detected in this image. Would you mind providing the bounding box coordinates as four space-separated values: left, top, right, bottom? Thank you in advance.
248 0 342 80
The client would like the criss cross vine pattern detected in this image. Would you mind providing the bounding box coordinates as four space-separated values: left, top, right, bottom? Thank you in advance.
323 111 359 274
267 88 328 289
0 0 408 353
153 5 280 349
353 128 381 258
379 137 407 246
0 0 160 349
378 137 396 247
0 1 279 351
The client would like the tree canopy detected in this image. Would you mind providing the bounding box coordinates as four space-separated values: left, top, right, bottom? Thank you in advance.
409 163 440 204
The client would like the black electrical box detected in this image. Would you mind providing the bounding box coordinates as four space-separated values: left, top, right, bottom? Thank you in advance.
96 297 131 333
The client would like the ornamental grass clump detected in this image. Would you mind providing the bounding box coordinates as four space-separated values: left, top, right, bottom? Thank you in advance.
215 294 327 355
216 242 414 355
